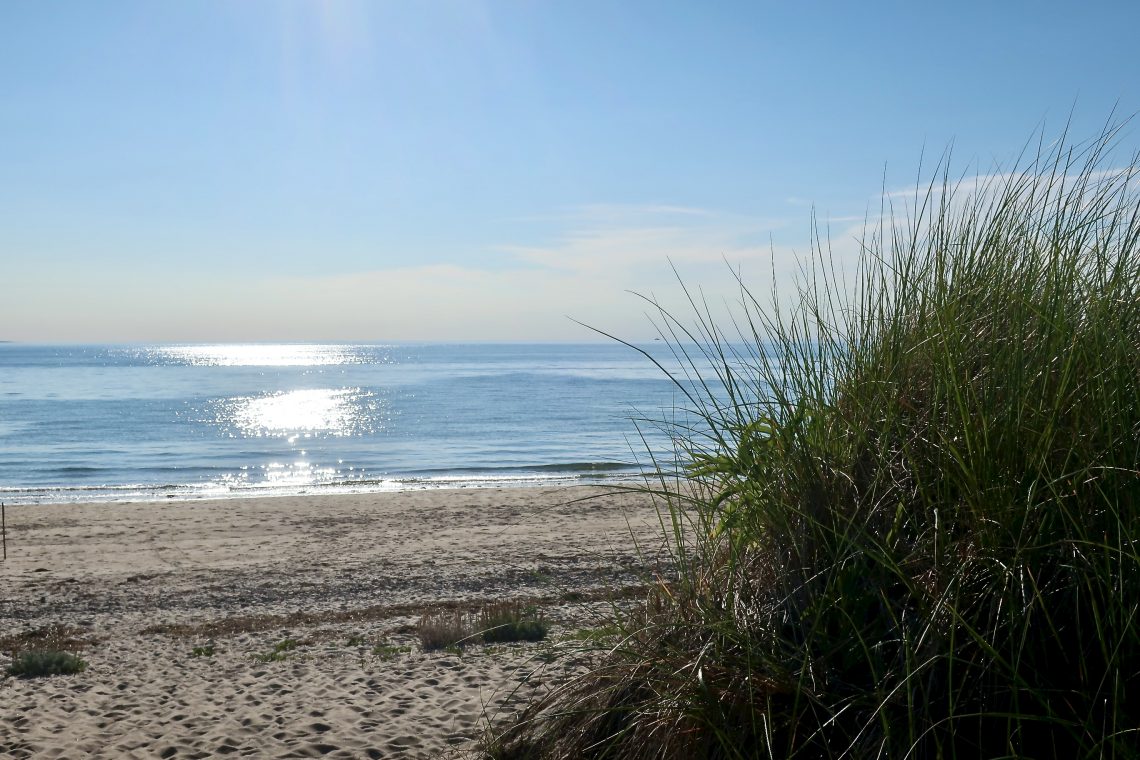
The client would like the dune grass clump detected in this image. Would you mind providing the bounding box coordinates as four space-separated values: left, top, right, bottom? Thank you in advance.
488 124 1140 759
479 601 548 644
418 609 473 652
418 602 550 650
7 650 88 679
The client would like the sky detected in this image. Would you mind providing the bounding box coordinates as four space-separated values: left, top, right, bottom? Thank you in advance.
2 1 1138 343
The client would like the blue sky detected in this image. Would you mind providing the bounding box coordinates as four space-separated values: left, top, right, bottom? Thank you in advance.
2 1 1137 342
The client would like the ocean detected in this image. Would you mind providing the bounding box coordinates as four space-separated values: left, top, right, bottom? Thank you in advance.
0 342 702 504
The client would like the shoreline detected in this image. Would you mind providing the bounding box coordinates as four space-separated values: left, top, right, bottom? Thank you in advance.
0 486 669 758
0 473 650 508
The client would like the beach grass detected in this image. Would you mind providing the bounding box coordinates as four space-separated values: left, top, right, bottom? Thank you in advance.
478 601 548 644
418 609 472 651
419 601 551 651
485 121 1140 758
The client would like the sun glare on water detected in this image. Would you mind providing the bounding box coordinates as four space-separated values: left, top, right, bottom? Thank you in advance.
220 388 381 439
153 344 370 367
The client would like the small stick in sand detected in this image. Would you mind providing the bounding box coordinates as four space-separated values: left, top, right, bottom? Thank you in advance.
2 502 6 560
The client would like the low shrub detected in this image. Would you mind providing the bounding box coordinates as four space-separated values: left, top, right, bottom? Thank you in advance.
7 649 87 678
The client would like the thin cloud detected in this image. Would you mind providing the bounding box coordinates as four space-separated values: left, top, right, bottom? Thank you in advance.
883 167 1137 201
494 204 791 277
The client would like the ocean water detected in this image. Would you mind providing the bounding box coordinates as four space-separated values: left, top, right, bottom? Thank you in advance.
0 343 703 504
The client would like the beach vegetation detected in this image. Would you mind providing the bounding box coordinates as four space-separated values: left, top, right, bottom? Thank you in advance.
418 609 473 651
190 642 216 658
371 643 411 660
253 637 303 663
7 649 88 679
273 638 300 652
479 602 548 644
486 122 1140 758
418 601 551 651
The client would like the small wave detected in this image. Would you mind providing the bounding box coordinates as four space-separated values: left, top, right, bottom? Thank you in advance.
0 463 642 504
0 483 183 494
413 461 636 476
525 461 636 473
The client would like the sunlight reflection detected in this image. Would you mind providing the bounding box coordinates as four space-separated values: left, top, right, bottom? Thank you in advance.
221 388 380 438
153 344 370 367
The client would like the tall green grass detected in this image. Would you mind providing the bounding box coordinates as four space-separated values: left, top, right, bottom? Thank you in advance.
487 123 1140 759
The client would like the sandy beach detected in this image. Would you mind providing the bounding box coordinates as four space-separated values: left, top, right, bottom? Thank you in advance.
0 487 669 759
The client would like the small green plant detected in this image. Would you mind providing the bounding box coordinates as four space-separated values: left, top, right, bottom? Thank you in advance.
478 601 548 644
7 650 87 678
190 643 216 658
273 638 299 652
371 643 410 660
418 609 472 651
345 634 367 647
253 637 301 663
